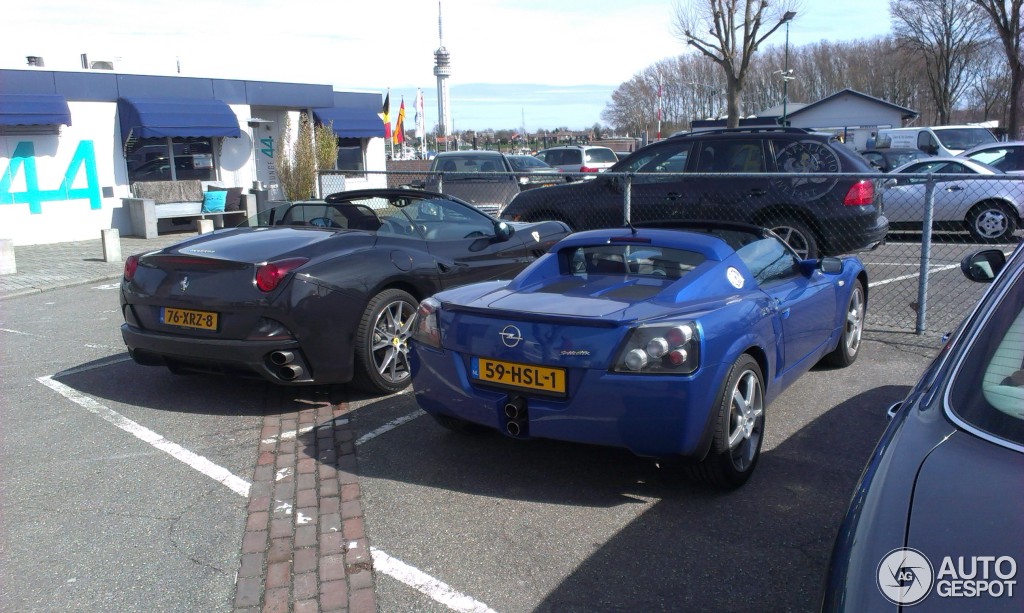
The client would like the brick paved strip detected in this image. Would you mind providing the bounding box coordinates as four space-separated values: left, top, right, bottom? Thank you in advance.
234 392 376 613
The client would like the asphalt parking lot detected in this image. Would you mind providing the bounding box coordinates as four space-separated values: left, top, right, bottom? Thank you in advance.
0 237 986 612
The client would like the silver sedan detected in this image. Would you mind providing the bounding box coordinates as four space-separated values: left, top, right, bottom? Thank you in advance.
884 157 1024 242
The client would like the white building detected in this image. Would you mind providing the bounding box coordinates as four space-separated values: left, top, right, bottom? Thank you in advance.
0 68 388 245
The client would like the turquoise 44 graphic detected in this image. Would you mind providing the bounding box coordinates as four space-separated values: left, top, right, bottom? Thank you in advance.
0 141 102 214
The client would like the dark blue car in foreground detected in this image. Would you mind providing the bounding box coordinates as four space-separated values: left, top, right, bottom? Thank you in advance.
410 222 868 488
822 243 1024 611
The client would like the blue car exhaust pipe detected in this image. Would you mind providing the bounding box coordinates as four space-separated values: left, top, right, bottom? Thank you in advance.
504 397 527 437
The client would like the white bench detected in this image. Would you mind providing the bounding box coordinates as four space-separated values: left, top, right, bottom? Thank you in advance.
122 180 256 239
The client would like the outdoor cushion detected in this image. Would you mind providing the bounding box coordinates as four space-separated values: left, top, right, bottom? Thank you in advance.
201 190 227 213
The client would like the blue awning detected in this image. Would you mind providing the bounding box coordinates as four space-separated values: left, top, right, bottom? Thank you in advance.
117 97 241 142
312 107 384 138
0 94 72 126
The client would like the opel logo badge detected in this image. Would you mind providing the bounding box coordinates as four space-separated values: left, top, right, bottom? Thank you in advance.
179 276 189 292
499 325 522 348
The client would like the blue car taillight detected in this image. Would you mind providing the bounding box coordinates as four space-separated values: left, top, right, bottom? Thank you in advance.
412 297 442 349
612 322 699 375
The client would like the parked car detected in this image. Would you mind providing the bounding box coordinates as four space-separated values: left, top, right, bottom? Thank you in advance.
885 157 1024 242
505 154 567 189
877 125 998 157
958 141 1024 174
120 188 571 393
534 145 618 178
822 242 1024 611
411 151 520 215
410 222 868 488
501 127 889 259
859 147 929 172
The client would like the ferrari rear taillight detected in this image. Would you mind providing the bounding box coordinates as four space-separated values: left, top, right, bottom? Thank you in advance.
255 257 308 292
843 180 874 206
124 255 139 281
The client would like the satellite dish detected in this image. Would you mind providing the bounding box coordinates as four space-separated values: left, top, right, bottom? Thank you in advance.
220 131 252 172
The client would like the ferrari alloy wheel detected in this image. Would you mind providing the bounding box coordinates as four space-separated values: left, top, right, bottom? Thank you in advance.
353 289 417 394
690 354 765 489
966 202 1017 243
822 279 864 367
768 217 818 259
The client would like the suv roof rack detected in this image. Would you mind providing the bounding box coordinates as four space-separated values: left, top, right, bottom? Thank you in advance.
680 127 814 137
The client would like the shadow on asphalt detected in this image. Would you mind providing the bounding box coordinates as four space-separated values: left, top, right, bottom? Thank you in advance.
52 354 369 417
308 382 910 611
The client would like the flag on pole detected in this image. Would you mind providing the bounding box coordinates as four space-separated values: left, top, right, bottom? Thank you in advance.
393 98 406 145
378 90 391 140
414 89 425 139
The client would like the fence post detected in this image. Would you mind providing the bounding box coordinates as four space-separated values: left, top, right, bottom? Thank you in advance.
915 177 936 335
623 173 632 226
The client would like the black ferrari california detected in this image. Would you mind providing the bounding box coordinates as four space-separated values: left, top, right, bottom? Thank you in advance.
120 189 570 392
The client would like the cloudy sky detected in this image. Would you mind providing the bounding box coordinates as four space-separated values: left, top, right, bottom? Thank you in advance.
2 0 896 130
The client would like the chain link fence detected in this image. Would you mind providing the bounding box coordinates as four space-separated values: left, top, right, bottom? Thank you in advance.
319 168 1023 336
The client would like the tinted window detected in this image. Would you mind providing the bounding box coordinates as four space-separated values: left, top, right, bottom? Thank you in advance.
508 156 549 170
966 146 1024 172
696 139 766 173
948 262 1024 446
615 142 693 174
565 245 704 279
585 148 617 164
735 236 799 284
126 137 216 183
935 127 997 150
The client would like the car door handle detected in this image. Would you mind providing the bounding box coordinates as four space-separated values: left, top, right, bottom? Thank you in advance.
749 188 767 197
945 185 964 192
437 262 467 274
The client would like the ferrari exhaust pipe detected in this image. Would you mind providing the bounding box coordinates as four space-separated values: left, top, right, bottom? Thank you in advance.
270 351 294 366
504 397 526 420
279 364 304 381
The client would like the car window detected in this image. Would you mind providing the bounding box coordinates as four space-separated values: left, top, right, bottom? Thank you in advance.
695 139 766 173
861 151 884 167
616 142 692 174
405 197 494 240
564 245 705 280
585 148 617 164
433 155 503 173
948 262 1024 446
735 236 799 284
934 127 997 150
967 147 1023 172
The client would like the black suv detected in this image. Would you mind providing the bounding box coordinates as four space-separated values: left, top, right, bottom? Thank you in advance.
500 127 888 258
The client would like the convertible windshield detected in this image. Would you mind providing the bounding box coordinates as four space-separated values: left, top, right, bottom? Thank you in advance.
947 261 1024 447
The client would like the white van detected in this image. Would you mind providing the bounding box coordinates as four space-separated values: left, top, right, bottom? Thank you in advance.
876 125 998 157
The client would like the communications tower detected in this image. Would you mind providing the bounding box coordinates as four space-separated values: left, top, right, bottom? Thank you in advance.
432 2 452 147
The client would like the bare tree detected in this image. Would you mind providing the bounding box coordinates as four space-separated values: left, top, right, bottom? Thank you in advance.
672 0 800 127
890 0 991 124
969 0 1023 137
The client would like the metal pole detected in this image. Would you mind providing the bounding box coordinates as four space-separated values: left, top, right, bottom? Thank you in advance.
782 22 790 126
623 174 632 226
915 178 936 334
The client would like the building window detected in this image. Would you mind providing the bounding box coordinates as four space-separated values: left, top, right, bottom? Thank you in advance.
335 138 365 175
126 137 217 183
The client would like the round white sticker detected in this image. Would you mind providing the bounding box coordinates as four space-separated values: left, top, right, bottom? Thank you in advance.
727 267 744 289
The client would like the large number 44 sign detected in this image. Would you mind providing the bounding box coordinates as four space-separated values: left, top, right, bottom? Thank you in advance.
0 141 102 214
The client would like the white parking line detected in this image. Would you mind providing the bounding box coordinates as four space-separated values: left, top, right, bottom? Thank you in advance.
36 376 491 612
37 375 251 497
371 548 499 613
872 262 960 287
354 411 424 447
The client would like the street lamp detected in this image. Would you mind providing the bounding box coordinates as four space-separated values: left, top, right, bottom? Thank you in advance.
779 10 797 126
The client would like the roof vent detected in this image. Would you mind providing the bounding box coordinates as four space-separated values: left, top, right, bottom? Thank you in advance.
89 60 115 70
26 56 45 67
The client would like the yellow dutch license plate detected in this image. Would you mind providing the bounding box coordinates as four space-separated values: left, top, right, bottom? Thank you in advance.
161 307 218 330
472 357 566 395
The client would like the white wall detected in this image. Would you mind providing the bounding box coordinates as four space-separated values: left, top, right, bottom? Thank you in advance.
0 101 127 245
